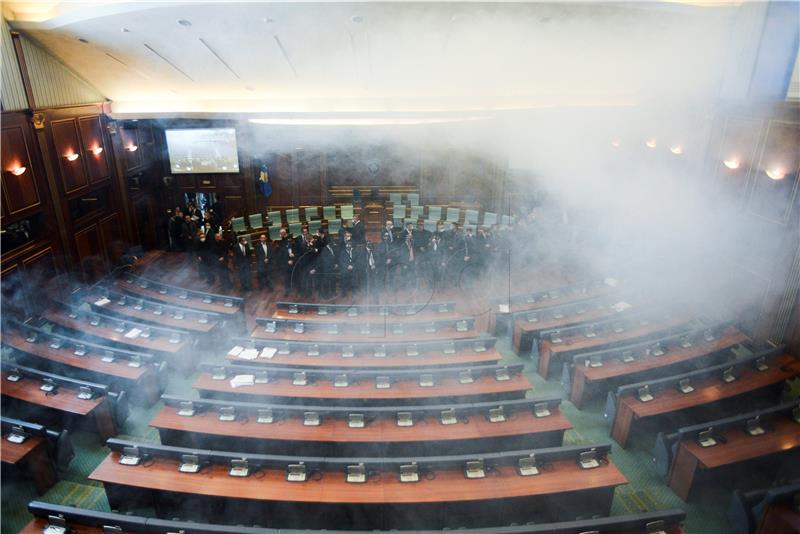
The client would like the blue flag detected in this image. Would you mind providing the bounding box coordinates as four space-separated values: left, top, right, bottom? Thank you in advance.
257 163 272 198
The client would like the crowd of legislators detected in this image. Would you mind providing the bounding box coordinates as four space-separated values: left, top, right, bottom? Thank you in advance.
161 201 583 298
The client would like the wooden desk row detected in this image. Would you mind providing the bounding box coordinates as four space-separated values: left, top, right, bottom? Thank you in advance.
661 401 800 500
490 278 619 333
43 306 195 374
1 416 72 494
728 481 800 534
3 319 163 405
252 316 480 344
153 395 569 456
23 501 687 534
90 439 626 529
606 347 799 448
564 325 749 407
537 313 693 379
118 273 243 317
272 300 458 322
85 285 224 334
195 363 530 406
2 365 124 440
226 336 500 369
511 294 630 354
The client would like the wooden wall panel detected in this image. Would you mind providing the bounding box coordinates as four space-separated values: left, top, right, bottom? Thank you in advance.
74 223 104 280
98 212 125 265
268 153 294 207
1 125 40 216
78 115 110 183
294 151 323 206
51 118 89 194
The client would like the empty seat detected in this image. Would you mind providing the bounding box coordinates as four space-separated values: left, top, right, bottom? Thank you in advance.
409 205 424 220
340 204 354 220
288 222 302 237
268 226 283 241
308 219 321 234
303 207 320 221
230 217 246 233
328 219 342 235
267 210 282 227
322 205 337 220
406 193 420 206
427 206 443 221
482 212 498 226
389 192 402 205
465 209 479 224
285 209 300 224
423 220 437 232
393 205 406 223
248 213 263 229
446 207 461 223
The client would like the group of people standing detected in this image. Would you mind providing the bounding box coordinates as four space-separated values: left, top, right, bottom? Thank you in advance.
196 210 511 298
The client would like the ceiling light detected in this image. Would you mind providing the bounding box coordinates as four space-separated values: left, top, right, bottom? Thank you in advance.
351 15 364 23
65 153 80 161
248 116 490 126
766 168 785 180
245 85 255 92
91 146 104 155
125 145 138 152
645 139 657 149
177 19 192 27
9 166 26 176
611 139 621 148
670 145 683 155
723 158 740 170
263 17 276 23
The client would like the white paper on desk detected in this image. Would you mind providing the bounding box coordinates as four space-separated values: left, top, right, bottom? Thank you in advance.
604 278 620 287
124 328 142 338
230 374 255 388
238 348 258 360
611 301 632 312
498 304 510 313
260 347 277 359
227 345 244 356
94 297 111 306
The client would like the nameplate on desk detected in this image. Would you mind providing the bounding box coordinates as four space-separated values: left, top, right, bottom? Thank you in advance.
94 297 111 306
153 306 164 316
637 385 654 402
534 402 551 418
376 376 391 389
440 408 458 425
579 450 600 469
489 407 506 423
293 372 308 386
229 459 249 477
198 313 209 324
348 413 365 428
678 378 694 394
518 454 539 476
346 463 367 483
341 345 355 358
25 332 38 343
397 411 413 427
697 429 717 448
179 454 200 473
124 328 142 339
6 426 28 444
49 338 63 349
102 351 116 363
400 463 419 482
287 463 306 481
73 344 87 356
334 373 349 388
465 459 486 479
119 447 141 466
307 344 320 357
256 408 273 424
178 401 195 417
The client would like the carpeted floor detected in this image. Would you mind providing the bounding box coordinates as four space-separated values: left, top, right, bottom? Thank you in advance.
3 302 799 533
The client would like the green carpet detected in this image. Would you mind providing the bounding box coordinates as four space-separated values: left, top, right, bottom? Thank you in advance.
3 335 798 533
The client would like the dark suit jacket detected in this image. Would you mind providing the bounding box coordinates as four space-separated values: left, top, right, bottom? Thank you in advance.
254 241 272 271
233 243 251 268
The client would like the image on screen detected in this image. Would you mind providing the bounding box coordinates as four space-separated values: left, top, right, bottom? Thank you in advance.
165 128 240 174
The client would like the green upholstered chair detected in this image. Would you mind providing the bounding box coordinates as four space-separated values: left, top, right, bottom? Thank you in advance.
269 226 283 240
406 193 419 206
409 205 424 220
426 206 443 221
482 212 498 226
465 209 479 225
446 207 461 223
231 217 246 234
267 211 282 227
340 205 354 220
248 213 263 230
327 219 342 235
288 222 302 237
322 206 337 220
303 207 320 221
389 192 402 205
285 209 300 224
308 219 322 234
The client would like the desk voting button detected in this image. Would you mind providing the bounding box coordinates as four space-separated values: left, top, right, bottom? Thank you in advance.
49 338 63 350
703 329 716 342
360 323 372 335
465 459 486 479
745 416 765 436
376 375 391 389
473 341 487 353
722 367 737 383
346 463 366 483
202 296 213 304
303 411 320 426
397 411 413 427
177 401 195 417
550 331 563 344
119 447 141 466
495 367 511 381
456 320 469 332
25 331 38 343
341 345 355 358
650 342 664 357
347 307 358 317
584 325 597 338
697 429 717 448
264 321 277 333
755 357 768 372
334 373 349 388
518 454 539 476
218 406 236 422
229 459 249 477
579 450 600 469
458 369 474 384
307 344 320 357
645 520 668 534
293 322 305 334
77 386 94 400
293 371 308 386
637 385 654 402
526 312 539 323
43 516 67 534
102 351 116 363
678 378 694 394
6 426 28 444
425 322 437 333
534 402 551 418
288 304 299 314
406 344 419 357
391 323 404 335
679 335 692 349
419 373 435 387
489 406 506 423
348 413 365 428
373 344 387 358
287 462 307 482
211 367 227 380
621 350 636 363
73 344 87 357
256 408 273 424
317 306 329 316
6 368 22 382
327 323 339 335
588 355 603 368
179 454 200 473
278 343 291 355
40 378 57 393
400 462 419 483
440 408 457 425
443 341 456 354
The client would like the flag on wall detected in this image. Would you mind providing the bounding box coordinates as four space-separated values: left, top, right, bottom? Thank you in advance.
257 163 272 198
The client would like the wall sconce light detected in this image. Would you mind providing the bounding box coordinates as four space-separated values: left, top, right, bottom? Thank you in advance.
669 145 683 155
645 139 657 149
65 153 80 161
766 168 785 181
125 145 138 152
91 146 104 155
723 158 740 170
9 166 27 176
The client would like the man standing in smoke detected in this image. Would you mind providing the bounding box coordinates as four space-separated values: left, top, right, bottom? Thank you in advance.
255 233 273 290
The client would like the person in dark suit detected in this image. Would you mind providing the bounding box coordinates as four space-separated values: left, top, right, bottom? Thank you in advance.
211 232 231 289
254 233 273 290
338 230 362 297
233 236 252 292
275 228 296 296
197 231 214 284
350 212 365 244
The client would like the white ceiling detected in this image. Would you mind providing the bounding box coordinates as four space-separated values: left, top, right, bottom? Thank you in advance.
5 1 745 117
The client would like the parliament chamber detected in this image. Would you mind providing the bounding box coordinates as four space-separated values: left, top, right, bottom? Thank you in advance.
1 2 800 533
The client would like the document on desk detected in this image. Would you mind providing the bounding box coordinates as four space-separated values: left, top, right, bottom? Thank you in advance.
611 301 631 312
227 345 244 357
498 304 510 313
230 374 255 388
94 297 111 306
124 328 142 339
238 348 259 360
259 347 277 359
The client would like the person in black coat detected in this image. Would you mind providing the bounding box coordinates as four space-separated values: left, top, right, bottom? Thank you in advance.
232 236 252 292
275 228 297 296
210 232 231 289
338 230 363 297
197 231 214 284
254 233 273 290
350 212 366 244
